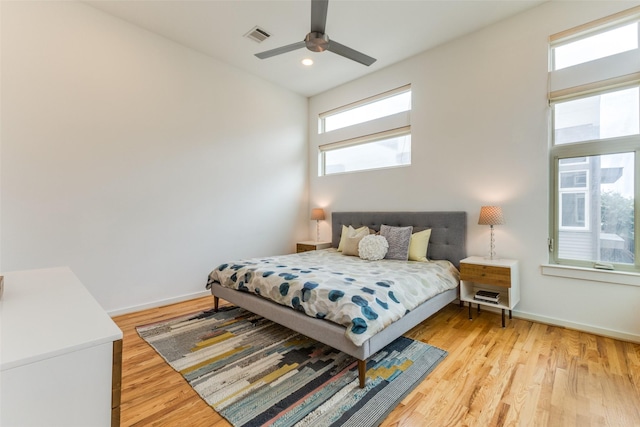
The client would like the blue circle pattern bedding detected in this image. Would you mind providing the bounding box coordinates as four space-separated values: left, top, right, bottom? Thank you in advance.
207 249 459 346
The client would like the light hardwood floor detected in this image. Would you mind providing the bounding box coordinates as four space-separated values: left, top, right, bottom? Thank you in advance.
113 297 640 426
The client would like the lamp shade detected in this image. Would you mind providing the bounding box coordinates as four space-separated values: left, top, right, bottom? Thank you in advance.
478 206 504 226
310 208 325 221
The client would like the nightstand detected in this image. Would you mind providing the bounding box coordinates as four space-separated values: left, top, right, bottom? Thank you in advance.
296 241 331 253
459 256 520 327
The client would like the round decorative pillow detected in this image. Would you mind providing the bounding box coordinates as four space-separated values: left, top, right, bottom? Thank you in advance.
358 234 389 261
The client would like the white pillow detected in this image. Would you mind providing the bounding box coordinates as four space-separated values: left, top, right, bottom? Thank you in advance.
358 234 389 261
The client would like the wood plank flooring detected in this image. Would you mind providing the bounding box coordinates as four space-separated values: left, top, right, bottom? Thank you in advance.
113 297 640 426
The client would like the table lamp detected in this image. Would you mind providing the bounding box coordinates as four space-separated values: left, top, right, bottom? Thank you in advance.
478 206 504 260
310 208 325 242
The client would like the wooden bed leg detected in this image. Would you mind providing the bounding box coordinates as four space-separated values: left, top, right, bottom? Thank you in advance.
358 360 366 388
213 296 219 312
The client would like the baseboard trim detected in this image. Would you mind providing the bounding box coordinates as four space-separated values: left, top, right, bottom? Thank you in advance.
456 300 639 344
514 309 640 344
108 290 211 317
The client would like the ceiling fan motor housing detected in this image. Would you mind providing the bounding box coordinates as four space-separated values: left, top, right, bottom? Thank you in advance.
305 32 330 52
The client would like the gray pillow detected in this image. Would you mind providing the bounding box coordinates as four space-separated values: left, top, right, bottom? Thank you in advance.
379 224 413 260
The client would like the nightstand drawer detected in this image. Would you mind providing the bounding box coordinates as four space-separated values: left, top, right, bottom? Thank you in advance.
296 241 331 253
297 244 317 253
460 263 511 287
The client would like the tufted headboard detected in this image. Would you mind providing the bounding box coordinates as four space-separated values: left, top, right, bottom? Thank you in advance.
331 211 467 268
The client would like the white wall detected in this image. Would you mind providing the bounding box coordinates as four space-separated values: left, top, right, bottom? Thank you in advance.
1 2 309 313
309 1 640 342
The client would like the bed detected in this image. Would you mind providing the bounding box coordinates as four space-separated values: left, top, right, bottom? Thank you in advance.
207 211 467 387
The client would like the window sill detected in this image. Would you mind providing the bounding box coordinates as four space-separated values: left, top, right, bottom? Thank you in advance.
541 264 640 287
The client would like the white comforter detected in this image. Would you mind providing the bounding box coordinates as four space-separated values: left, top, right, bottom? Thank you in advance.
207 249 459 346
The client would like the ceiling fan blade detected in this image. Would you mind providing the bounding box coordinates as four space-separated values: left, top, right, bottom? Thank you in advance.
310 0 329 34
255 41 306 59
327 40 377 66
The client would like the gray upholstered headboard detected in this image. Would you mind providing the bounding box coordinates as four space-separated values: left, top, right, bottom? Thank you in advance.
331 211 467 268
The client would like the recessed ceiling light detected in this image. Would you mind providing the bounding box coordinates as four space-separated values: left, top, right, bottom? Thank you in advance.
301 58 314 66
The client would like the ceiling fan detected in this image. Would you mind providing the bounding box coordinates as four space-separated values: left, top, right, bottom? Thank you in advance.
255 0 376 66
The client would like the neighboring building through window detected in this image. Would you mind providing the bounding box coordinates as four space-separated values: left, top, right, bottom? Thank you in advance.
549 8 640 272
318 85 411 176
559 168 589 230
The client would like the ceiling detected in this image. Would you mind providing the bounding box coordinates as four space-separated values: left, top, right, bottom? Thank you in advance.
85 0 547 97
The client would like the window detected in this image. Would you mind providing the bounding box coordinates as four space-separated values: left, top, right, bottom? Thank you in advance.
560 170 588 188
322 129 411 175
319 89 411 133
549 8 640 272
318 85 411 176
554 152 635 263
552 22 638 70
553 87 639 145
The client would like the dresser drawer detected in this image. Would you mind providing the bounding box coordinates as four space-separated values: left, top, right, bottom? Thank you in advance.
460 263 512 287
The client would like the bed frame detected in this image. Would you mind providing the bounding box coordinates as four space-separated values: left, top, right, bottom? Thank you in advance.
210 211 466 387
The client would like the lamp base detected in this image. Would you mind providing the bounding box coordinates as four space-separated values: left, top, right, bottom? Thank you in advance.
487 225 497 260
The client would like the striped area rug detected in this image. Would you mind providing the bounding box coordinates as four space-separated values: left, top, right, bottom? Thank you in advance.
137 306 447 427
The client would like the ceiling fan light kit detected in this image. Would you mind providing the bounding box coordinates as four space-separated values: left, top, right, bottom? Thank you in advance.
255 0 376 66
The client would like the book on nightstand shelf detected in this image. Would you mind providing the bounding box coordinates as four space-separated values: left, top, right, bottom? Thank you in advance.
474 290 500 304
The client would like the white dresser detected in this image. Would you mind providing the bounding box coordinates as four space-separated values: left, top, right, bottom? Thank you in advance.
0 267 123 427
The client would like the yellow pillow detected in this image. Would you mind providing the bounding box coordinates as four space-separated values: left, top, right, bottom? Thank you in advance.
337 225 369 252
408 229 431 262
